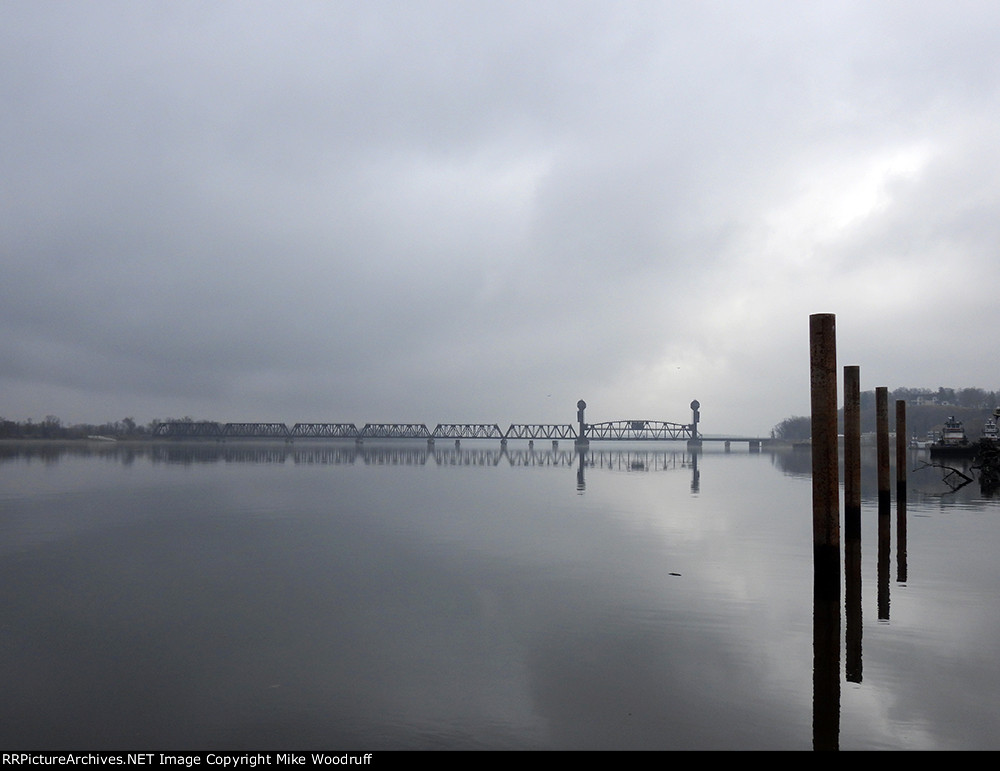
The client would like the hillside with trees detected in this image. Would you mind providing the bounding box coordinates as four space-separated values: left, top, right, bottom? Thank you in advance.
0 416 169 440
771 386 1000 443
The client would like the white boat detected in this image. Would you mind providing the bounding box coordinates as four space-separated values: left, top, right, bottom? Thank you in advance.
941 417 968 444
929 417 970 456
982 415 999 443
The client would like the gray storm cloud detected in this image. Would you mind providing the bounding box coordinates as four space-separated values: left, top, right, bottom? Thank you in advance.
3 1 999 434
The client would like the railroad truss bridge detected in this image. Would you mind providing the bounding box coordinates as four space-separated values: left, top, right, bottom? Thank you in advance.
153 419 695 441
150 400 764 450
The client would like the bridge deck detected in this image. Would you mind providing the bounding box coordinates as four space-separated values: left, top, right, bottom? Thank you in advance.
151 420 766 445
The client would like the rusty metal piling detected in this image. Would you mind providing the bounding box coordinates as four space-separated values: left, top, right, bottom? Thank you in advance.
810 314 840 571
896 399 908 584
844 365 862 683
876 387 890 509
896 400 907 488
844 366 861 538
809 314 842 749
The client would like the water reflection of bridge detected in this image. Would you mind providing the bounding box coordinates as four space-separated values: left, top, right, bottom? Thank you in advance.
139 443 703 492
140 443 703 470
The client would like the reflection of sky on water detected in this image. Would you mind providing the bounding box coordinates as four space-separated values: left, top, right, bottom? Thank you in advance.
1 443 998 749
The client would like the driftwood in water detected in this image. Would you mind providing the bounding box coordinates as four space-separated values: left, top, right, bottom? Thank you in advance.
916 460 974 493
918 440 1000 495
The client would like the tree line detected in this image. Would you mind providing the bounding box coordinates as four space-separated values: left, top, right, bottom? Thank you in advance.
0 415 194 440
771 386 1000 442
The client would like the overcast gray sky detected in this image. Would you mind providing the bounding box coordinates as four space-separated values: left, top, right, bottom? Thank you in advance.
3 1 999 436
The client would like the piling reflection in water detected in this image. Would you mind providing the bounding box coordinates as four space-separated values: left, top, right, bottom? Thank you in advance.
813 538 841 752
897 479 908 584
845 524 862 685
878 491 891 622
813 443 942 751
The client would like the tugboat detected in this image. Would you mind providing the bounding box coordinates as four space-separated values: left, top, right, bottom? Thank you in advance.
929 416 971 457
977 410 1000 494
982 410 1000 446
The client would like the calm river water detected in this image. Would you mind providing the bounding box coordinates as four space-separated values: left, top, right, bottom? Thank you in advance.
2 439 998 750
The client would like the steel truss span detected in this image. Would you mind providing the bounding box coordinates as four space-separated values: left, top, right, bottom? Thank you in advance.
153 421 224 438
151 417 704 443
584 420 696 441
432 423 505 439
290 423 360 438
224 423 290 438
505 424 577 440
360 423 433 439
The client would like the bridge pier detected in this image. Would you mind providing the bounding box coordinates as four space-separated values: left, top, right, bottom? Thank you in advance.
686 400 702 449
574 399 590 447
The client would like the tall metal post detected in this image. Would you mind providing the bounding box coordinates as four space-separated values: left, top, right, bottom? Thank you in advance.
895 400 907 487
810 313 841 750
844 365 862 684
844 366 861 534
896 399 908 585
810 314 840 561
876 387 891 621
876 387 890 509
